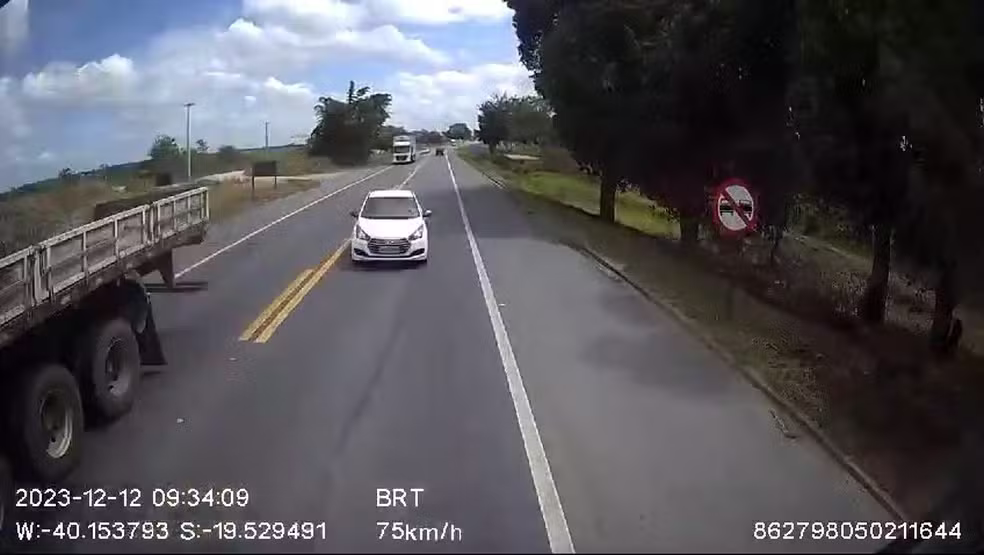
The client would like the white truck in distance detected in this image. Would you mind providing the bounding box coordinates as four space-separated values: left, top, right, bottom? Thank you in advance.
392 135 417 165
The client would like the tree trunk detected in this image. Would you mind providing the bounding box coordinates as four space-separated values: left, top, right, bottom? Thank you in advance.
679 217 700 248
488 143 498 157
857 222 892 324
599 173 617 223
929 261 959 355
769 228 784 267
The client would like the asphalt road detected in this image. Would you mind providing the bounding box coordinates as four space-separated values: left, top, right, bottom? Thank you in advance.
14 152 889 553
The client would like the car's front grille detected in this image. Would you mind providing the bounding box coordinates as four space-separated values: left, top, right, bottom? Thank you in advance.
368 238 411 256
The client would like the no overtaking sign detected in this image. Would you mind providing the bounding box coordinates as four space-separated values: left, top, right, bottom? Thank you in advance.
712 178 757 237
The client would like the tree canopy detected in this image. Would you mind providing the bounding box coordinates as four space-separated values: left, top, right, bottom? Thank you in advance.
476 93 555 156
476 93 513 155
148 135 181 162
506 0 984 353
445 123 473 141
309 81 392 165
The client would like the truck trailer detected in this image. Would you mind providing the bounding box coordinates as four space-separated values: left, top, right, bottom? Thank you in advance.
392 135 417 164
0 185 209 533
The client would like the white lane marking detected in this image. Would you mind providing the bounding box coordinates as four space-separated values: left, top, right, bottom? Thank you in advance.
176 166 391 278
396 156 427 190
444 155 575 553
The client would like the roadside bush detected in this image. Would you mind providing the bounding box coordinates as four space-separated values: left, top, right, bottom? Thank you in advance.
540 146 581 175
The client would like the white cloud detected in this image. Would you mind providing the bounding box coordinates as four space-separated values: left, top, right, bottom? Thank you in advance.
364 0 511 25
1 1 524 186
0 76 29 139
0 0 29 58
387 62 534 129
23 55 139 105
244 0 511 28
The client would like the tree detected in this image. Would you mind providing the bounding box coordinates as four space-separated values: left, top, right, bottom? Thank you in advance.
416 130 445 145
793 0 984 336
373 125 409 151
476 93 512 156
217 145 240 162
309 81 392 165
445 123 472 141
875 1 984 351
509 0 797 232
148 135 182 162
195 139 209 154
508 95 554 145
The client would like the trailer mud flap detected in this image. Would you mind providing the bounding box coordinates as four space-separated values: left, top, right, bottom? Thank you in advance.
137 303 166 366
157 251 176 289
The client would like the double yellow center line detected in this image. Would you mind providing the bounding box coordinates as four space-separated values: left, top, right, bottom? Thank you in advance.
239 240 349 343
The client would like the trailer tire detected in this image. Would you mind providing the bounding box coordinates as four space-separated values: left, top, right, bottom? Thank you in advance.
7 364 83 482
80 318 141 422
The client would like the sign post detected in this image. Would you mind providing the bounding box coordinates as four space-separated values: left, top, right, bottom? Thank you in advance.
710 178 758 320
251 161 278 201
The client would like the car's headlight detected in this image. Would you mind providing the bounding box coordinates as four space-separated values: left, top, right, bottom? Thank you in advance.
409 225 424 240
356 226 370 240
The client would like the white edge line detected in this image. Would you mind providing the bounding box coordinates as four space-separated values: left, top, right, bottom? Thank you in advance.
444 155 575 553
175 166 391 278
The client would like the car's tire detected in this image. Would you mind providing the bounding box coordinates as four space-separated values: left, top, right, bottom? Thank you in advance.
7 364 83 482
79 318 141 422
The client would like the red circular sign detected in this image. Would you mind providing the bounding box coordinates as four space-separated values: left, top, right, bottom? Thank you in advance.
711 178 758 237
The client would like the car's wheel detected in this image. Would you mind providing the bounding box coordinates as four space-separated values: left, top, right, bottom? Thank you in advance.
7 364 83 482
79 318 141 422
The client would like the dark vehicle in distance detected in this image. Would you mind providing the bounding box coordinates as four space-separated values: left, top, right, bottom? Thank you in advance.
436 146 445 156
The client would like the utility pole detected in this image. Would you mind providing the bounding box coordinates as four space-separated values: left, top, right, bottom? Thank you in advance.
184 102 195 181
265 121 277 189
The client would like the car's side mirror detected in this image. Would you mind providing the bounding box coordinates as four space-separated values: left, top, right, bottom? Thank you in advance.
350 210 358 218
423 210 433 218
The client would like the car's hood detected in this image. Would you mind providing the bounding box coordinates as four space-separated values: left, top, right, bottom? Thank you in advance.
357 217 424 239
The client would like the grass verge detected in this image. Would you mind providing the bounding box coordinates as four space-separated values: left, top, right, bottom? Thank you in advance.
206 177 326 222
459 147 984 521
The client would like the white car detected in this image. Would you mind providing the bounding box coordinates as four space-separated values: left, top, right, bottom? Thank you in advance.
350 189 431 263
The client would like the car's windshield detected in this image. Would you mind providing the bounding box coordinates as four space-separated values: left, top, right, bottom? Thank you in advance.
393 145 411 154
361 197 419 219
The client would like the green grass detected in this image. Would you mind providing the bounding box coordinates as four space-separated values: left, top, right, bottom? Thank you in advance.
461 149 678 239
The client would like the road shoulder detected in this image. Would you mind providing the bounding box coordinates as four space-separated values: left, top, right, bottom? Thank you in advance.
449 152 890 552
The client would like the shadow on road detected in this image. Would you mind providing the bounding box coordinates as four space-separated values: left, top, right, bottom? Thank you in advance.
337 259 425 273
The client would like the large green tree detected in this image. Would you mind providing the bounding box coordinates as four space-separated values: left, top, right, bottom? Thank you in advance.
445 123 473 141
509 0 796 236
508 95 554 145
476 93 512 156
148 135 181 162
794 0 984 340
309 81 392 165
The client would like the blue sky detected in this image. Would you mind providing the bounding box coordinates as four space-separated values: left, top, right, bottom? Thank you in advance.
0 0 532 189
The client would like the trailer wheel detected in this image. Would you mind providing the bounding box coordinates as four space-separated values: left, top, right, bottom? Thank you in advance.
8 364 83 482
80 318 141 422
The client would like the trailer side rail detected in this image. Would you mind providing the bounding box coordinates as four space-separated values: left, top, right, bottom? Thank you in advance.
0 187 209 330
